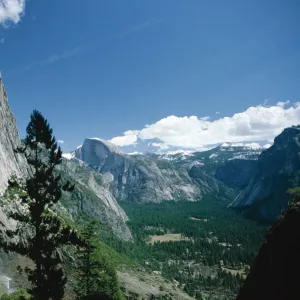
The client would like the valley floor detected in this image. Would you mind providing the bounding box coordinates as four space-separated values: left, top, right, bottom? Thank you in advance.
109 197 266 300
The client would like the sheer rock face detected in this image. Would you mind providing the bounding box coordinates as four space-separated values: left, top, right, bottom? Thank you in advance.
215 159 257 190
0 79 28 229
236 206 300 300
75 138 203 203
0 79 27 194
230 127 300 221
58 159 132 240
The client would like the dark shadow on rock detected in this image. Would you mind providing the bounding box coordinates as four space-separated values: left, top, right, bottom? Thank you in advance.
236 206 300 300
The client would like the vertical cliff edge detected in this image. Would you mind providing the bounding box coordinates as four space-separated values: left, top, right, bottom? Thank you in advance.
0 78 27 194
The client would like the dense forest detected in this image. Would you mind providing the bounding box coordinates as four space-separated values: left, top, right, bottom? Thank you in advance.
96 197 267 299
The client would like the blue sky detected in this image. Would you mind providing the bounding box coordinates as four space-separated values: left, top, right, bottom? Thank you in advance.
1 0 300 152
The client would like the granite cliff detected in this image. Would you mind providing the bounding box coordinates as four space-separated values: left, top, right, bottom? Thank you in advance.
215 159 257 190
230 126 300 221
0 78 28 230
0 78 27 194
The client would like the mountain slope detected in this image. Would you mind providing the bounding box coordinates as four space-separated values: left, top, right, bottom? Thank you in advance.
230 127 300 221
74 138 202 203
58 159 132 240
156 143 261 172
67 138 264 204
236 201 300 300
215 159 257 190
0 78 27 194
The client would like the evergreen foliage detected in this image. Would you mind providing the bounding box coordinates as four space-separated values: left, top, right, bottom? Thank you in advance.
99 198 266 299
0 290 31 300
75 221 124 300
287 187 300 208
0 110 81 300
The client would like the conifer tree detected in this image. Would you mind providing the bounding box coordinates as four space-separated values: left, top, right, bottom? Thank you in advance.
75 221 101 298
75 221 124 300
0 110 80 300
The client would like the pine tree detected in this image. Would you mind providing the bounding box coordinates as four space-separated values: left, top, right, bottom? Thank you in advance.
0 110 80 300
75 221 101 298
75 221 124 300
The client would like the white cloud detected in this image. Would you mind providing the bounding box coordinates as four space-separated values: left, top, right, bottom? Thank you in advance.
58 140 64 144
109 130 138 147
151 143 170 150
216 111 220 115
110 103 300 149
276 100 290 108
0 0 25 25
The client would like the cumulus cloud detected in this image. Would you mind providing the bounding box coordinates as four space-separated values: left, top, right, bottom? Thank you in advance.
109 130 139 147
57 140 64 144
110 103 300 148
0 0 25 25
151 143 170 150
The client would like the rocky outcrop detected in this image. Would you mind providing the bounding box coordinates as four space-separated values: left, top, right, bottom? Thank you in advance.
230 127 300 221
236 203 300 300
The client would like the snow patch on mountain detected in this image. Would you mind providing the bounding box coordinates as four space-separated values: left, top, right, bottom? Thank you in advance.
127 152 143 156
220 142 269 150
209 153 218 159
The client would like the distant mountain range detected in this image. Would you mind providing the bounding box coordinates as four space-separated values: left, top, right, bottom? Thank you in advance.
62 126 300 222
117 138 272 156
62 137 267 205
63 140 265 175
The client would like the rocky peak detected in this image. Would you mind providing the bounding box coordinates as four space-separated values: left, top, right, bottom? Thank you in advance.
273 126 300 151
74 137 127 179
